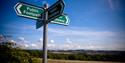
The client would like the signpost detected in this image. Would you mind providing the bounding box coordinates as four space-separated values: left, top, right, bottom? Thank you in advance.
42 0 65 63
42 4 48 63
14 2 44 20
14 0 68 63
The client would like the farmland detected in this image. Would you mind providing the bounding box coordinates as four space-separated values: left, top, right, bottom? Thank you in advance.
32 58 125 63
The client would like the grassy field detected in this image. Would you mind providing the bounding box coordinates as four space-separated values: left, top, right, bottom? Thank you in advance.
32 58 124 63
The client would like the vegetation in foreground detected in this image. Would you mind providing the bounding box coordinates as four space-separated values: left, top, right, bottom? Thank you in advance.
0 41 125 63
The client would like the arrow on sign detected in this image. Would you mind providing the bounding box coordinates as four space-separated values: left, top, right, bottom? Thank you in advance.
14 2 44 20
51 14 70 25
17 4 22 14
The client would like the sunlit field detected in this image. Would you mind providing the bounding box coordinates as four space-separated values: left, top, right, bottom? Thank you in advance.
32 58 124 63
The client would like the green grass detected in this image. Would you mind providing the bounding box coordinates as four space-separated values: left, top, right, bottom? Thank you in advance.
32 58 42 63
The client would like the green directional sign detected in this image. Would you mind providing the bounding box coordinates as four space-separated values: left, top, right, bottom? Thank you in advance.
51 14 70 25
14 2 44 20
36 20 44 29
48 0 65 22
36 14 69 29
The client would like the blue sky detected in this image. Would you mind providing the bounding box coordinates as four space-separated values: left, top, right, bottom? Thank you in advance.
0 0 125 51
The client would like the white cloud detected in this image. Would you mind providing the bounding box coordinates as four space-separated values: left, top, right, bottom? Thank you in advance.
55 43 81 50
24 44 29 48
0 34 4 42
50 40 54 43
47 39 80 50
38 38 43 43
31 44 37 47
49 38 82 50
18 37 25 41
66 38 72 44
16 37 31 49
13 37 125 51
18 37 29 43
9 40 15 43
47 43 56 49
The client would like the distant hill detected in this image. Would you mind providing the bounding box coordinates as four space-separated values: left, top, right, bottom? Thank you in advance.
48 49 125 55
23 49 125 62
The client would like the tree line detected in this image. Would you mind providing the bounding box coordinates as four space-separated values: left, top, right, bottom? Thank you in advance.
24 48 125 62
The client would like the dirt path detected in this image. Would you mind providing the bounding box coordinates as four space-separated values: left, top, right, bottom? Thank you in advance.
48 59 124 63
